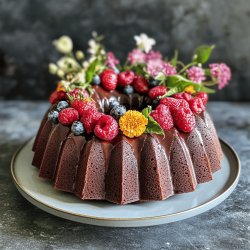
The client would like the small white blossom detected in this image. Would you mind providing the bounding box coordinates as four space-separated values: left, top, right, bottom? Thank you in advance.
134 33 156 53
57 69 65 78
73 71 86 83
48 63 58 74
88 39 100 55
75 50 85 60
53 36 73 54
57 57 80 73
82 61 90 69
60 80 70 89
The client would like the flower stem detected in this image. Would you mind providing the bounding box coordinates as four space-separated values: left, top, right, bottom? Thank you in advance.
178 62 197 74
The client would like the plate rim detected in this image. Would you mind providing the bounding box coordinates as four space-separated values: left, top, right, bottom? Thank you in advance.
11 137 241 222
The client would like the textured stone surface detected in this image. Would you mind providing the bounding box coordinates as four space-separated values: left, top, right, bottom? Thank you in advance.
0 101 249 249
0 0 250 101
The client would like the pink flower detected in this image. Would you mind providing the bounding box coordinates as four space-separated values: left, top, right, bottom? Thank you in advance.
186 66 206 84
145 50 163 62
127 49 146 64
105 52 119 68
162 63 177 76
146 59 164 77
209 63 232 89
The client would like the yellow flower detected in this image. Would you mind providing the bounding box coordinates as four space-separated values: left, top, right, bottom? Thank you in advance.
184 85 196 94
119 110 148 138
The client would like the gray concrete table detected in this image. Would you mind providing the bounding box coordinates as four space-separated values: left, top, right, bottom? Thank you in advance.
0 101 249 250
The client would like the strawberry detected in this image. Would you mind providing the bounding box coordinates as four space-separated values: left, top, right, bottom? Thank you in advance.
118 71 135 86
80 108 103 133
133 76 149 94
148 86 167 100
94 115 119 141
189 97 205 114
58 108 79 125
150 104 174 130
100 69 118 91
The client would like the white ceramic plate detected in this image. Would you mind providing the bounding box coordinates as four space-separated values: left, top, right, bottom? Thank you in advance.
11 138 240 227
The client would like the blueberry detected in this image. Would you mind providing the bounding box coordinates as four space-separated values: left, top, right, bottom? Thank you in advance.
93 75 101 85
109 98 120 110
110 105 126 119
152 97 160 109
123 85 134 95
113 67 120 74
71 121 85 136
48 110 59 124
149 79 160 87
57 101 69 111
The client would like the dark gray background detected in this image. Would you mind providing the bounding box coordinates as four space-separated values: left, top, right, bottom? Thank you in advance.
0 0 249 101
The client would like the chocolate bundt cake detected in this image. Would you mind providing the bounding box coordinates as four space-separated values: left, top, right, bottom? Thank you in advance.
32 33 231 204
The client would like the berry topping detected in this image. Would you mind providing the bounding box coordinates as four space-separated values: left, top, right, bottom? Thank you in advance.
148 86 167 100
118 70 135 86
172 107 196 132
49 90 66 104
133 76 149 94
172 93 184 99
150 104 174 131
93 75 101 85
110 105 126 119
57 100 69 111
173 92 192 101
195 92 208 105
149 79 160 87
71 99 97 117
109 98 120 110
80 109 103 133
160 97 189 112
100 69 118 91
48 110 59 124
58 108 79 125
188 97 205 114
123 85 134 95
71 121 85 135
94 115 119 141
68 88 89 99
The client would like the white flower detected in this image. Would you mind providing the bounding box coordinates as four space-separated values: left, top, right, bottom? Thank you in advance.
57 69 65 78
48 63 58 74
88 39 100 55
82 61 90 69
53 36 73 54
60 80 70 89
134 33 156 53
75 50 85 60
57 57 80 73
73 71 86 84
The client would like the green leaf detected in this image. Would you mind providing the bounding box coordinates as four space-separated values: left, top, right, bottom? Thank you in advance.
142 106 152 118
145 116 164 135
199 85 216 93
192 45 215 64
155 72 166 81
164 86 180 97
86 59 99 83
170 50 179 66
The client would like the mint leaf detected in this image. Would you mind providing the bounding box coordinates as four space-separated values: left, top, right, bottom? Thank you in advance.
142 106 152 118
145 116 164 135
193 45 215 64
199 85 216 93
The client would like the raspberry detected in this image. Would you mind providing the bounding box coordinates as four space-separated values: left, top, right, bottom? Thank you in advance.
195 92 208 105
160 97 189 112
100 69 118 91
189 97 205 114
150 104 174 130
94 115 119 141
67 88 89 100
118 71 135 86
133 76 149 94
58 108 79 126
173 92 192 101
80 108 103 133
49 90 66 104
148 86 167 100
71 99 97 117
172 107 196 132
